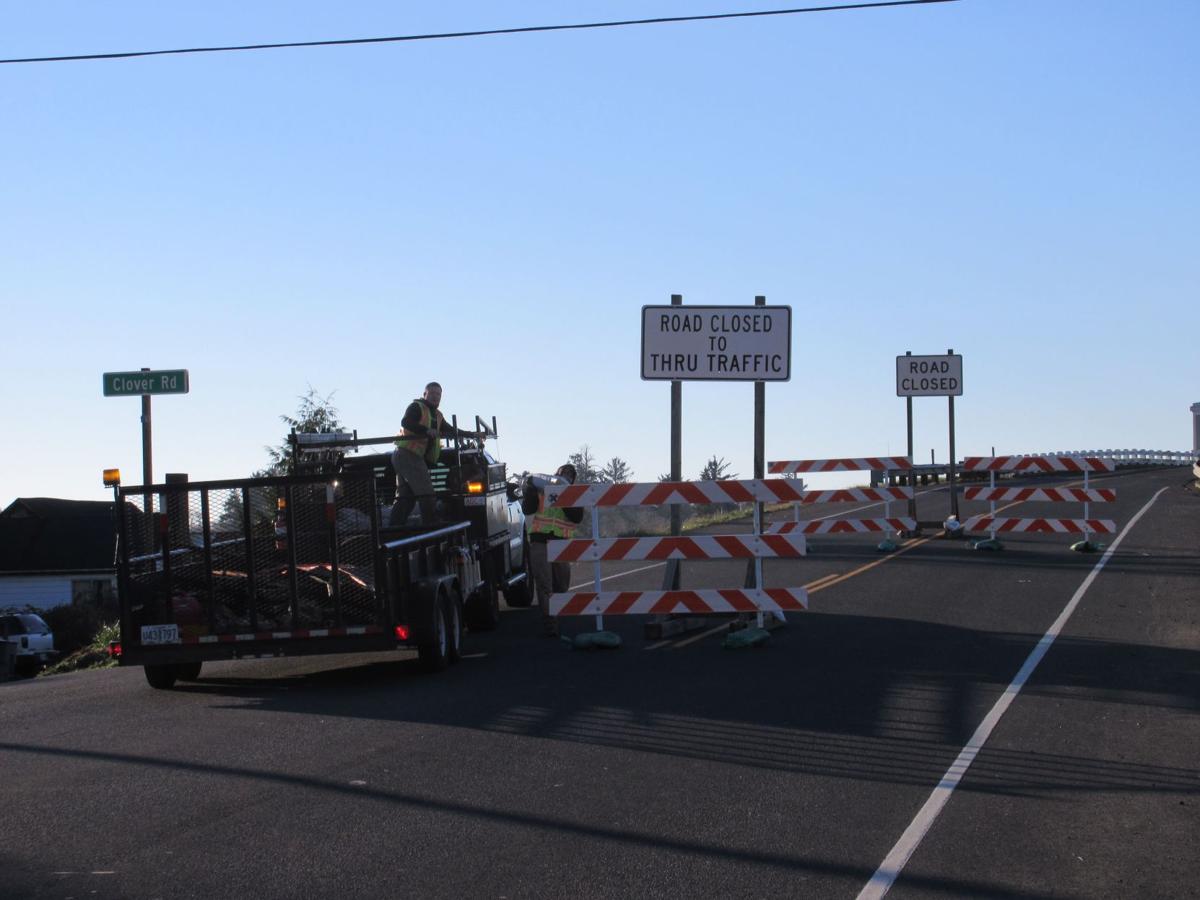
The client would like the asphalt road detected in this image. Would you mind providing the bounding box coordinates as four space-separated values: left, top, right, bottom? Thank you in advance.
2 466 1197 899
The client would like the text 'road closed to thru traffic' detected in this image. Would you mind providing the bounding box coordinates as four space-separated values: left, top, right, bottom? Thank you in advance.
896 354 963 397
642 305 792 381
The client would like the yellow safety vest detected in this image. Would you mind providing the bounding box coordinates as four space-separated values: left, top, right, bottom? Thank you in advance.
395 400 444 465
529 502 578 539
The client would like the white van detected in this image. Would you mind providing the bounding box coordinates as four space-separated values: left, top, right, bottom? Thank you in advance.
0 613 57 674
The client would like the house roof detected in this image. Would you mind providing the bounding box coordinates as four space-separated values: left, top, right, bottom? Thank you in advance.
0 498 117 573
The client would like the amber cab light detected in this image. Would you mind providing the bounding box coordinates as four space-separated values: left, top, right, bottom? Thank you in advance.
102 468 121 487
466 481 484 494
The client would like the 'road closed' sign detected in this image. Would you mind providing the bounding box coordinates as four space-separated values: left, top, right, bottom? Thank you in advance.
642 305 791 381
896 354 963 397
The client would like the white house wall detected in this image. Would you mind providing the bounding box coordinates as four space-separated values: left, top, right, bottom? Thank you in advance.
0 575 103 612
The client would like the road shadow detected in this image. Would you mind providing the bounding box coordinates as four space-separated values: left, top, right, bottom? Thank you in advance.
164 608 1200 802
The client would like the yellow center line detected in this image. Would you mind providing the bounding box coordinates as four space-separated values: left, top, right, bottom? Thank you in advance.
671 621 734 650
804 572 843 590
807 535 934 593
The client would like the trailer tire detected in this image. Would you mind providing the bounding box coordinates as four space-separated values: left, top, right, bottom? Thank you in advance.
175 661 203 681
445 587 463 665
417 587 451 673
504 537 534 608
144 664 178 690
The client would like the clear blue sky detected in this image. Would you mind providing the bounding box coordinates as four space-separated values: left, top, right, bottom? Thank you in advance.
2 1 1196 507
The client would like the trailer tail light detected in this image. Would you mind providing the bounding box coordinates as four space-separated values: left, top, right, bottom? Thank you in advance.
466 481 484 494
108 640 122 659
394 625 410 641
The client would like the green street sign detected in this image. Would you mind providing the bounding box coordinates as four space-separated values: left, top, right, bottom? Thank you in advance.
103 369 190 397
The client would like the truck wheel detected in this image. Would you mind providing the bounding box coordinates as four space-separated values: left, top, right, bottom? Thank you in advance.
445 587 463 665
465 581 500 632
417 588 451 673
144 664 178 690
175 661 203 681
504 538 534 608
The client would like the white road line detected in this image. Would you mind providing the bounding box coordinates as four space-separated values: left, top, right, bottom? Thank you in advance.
857 486 1168 900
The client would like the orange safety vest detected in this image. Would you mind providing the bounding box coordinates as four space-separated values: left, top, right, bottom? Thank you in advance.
395 400 444 465
529 500 578 539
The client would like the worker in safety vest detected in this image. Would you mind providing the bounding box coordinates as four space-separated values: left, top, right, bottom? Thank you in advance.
390 382 482 527
524 463 584 637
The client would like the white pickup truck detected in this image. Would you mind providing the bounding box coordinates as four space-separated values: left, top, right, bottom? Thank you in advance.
0 612 58 674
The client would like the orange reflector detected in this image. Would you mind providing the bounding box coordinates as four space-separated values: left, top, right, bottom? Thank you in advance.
466 481 484 494
102 468 121 486
394 625 410 641
277 497 287 510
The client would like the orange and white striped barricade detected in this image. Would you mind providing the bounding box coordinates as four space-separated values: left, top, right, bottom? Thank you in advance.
765 457 916 542
541 479 811 633
959 456 1116 548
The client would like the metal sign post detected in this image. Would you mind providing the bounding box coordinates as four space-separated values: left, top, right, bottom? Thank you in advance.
663 294 684 595
746 296 766 605
904 352 916 530
896 351 963 526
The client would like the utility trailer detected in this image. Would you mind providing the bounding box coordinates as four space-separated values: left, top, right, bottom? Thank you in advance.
108 421 531 689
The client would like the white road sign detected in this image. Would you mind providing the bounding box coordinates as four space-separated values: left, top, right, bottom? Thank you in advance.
896 353 963 397
641 305 791 381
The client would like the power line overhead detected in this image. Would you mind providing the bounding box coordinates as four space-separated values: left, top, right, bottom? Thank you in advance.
1 0 960 66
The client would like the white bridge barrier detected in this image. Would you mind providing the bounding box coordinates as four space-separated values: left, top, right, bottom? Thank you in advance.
959 456 1116 541
766 456 917 537
543 479 811 624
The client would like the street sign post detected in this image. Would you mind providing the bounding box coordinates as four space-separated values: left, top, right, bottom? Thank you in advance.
103 369 189 397
103 368 190 511
641 305 791 382
897 351 963 524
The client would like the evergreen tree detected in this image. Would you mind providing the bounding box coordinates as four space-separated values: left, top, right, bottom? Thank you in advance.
600 456 634 484
698 455 737 481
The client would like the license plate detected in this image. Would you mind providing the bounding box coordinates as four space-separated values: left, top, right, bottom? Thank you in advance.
140 624 181 645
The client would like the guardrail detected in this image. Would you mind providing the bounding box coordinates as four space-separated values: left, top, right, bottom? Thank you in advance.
874 449 1199 488
1017 450 1198 466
